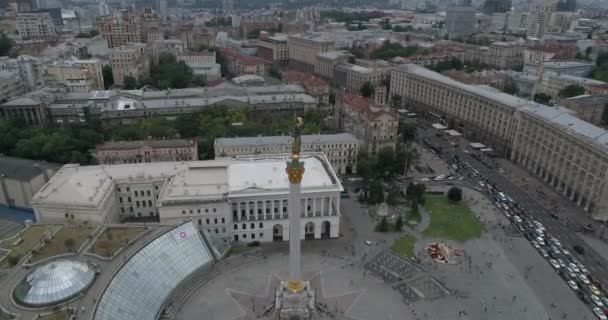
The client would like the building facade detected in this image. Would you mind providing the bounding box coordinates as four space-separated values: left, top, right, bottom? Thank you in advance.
463 42 525 70
0 70 25 103
255 35 289 64
215 134 359 174
557 95 608 125
0 156 59 209
537 72 605 98
17 12 56 38
288 35 334 73
390 63 608 219
109 43 150 87
446 6 475 37
335 92 398 154
96 13 144 48
315 51 353 80
94 139 198 164
221 49 266 77
40 59 105 92
332 63 384 94
32 154 343 242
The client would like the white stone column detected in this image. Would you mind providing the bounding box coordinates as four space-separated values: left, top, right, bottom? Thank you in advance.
237 202 241 221
289 182 302 283
312 198 317 217
321 197 325 216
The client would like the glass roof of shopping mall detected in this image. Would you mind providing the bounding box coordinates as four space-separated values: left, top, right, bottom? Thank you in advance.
13 259 96 307
94 222 216 320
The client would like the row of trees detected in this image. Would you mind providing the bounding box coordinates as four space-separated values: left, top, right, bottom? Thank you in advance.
75 30 100 38
319 10 384 23
357 144 419 181
370 41 429 60
590 52 608 82
124 53 206 90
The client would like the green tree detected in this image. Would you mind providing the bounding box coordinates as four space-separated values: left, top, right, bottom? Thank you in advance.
175 113 200 137
268 65 282 79
558 84 585 98
102 65 114 89
447 187 463 202
377 216 389 232
64 238 75 252
90 29 99 37
450 58 463 70
502 77 518 95
395 215 403 231
405 182 426 205
357 150 378 179
533 93 553 105
386 187 399 206
400 144 419 176
360 81 375 97
368 180 385 204
0 32 13 56
247 29 261 39
348 56 356 64
140 53 194 89
602 103 608 124
123 75 138 89
391 94 402 108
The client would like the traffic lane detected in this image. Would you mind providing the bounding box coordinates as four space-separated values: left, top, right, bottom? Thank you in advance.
420 133 608 289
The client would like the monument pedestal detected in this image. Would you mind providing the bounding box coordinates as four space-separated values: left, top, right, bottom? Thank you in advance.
275 281 315 320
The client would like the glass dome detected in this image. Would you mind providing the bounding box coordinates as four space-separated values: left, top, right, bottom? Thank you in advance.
13 259 96 307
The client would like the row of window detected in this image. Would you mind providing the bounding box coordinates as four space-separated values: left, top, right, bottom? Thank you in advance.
117 185 160 193
182 207 217 215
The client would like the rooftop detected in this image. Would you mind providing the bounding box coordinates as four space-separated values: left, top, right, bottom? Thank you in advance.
0 156 60 181
215 133 358 147
96 139 197 151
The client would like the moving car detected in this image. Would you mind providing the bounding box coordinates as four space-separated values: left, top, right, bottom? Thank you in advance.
579 274 591 285
531 240 540 249
590 285 602 296
569 263 580 273
549 259 560 269
513 215 523 223
593 307 607 320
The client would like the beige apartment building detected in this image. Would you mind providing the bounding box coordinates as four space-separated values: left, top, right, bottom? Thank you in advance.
335 92 398 154
255 35 289 64
96 13 144 48
41 59 105 92
463 41 525 70
333 63 384 93
177 51 216 65
557 95 608 125
94 139 198 164
390 63 608 219
315 51 352 80
109 43 150 87
17 12 56 38
214 133 359 174
288 34 334 73
0 70 24 103
537 72 605 98
511 105 608 218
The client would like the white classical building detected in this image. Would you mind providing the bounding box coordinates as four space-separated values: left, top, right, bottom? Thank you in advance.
214 134 359 174
32 153 342 242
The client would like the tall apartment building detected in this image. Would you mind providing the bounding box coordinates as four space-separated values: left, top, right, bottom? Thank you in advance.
96 12 144 48
17 12 56 38
288 34 334 73
557 95 608 125
537 72 605 98
390 64 608 219
222 0 233 14
332 63 384 93
527 0 557 38
315 51 353 80
31 154 342 242
109 43 150 87
94 139 198 164
215 134 358 174
446 6 476 37
335 92 398 154
464 42 525 70
156 0 168 19
41 59 105 92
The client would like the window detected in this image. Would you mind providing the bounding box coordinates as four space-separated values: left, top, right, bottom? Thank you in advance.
206 218 210 224
155 185 158 190
221 218 225 223
126 187 130 192
197 209 201 214
214 218 218 224
260 233 263 238
64 213 68 218
259 222 263 228
250 223 254 229
215 228 219 234
117 187 121 192
147 190 151 196
130 207 133 212
251 233 255 239
205 208 209 213
134 191 138 197
128 197 132 202
120 207 125 213
119 197 123 203
234 224 238 230
182 210 186 215
213 208 216 213
243 234 247 239
222 227 226 233
136 201 140 208
242 223 246 230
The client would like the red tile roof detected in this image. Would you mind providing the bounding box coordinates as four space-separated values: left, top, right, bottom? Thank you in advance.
283 71 328 87
338 91 397 121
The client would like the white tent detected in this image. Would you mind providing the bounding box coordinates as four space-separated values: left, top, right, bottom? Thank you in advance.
432 123 447 130
470 142 487 149
445 130 462 136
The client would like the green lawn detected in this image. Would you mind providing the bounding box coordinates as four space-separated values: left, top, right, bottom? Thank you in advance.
405 207 421 225
0 225 50 269
30 224 96 263
90 227 146 257
423 195 483 242
391 235 417 257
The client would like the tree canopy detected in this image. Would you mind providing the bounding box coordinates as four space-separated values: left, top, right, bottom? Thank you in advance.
0 32 13 56
102 65 114 89
558 84 585 98
431 58 463 73
139 53 203 89
320 10 384 23
533 93 553 105
502 77 518 95
370 41 428 60
360 81 375 97
447 187 463 202
590 52 608 82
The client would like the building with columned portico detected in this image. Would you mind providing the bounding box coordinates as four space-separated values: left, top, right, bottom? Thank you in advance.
31 153 342 242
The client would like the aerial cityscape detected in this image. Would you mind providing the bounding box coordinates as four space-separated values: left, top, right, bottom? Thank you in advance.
2 0 608 319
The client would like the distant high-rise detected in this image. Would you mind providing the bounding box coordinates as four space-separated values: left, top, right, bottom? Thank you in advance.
482 0 512 14
156 0 167 19
446 6 476 37
222 0 233 14
556 0 576 12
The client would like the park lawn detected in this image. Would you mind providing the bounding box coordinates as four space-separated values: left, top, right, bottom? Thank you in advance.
391 235 417 257
423 195 484 242
37 309 71 320
90 227 146 257
0 225 50 269
30 224 96 263
405 208 421 225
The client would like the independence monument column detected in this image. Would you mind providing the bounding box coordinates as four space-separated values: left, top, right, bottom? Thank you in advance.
286 116 305 292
